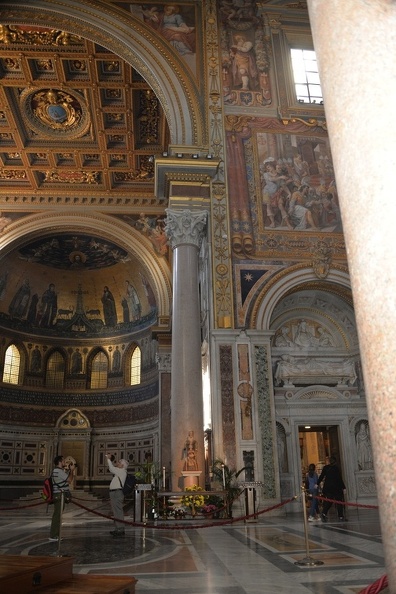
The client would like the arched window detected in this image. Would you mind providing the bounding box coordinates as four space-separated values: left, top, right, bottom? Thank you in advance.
3 344 21 384
46 351 65 388
91 351 108 389
130 346 141 386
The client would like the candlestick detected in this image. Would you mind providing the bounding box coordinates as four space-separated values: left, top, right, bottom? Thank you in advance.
162 466 166 488
222 464 226 489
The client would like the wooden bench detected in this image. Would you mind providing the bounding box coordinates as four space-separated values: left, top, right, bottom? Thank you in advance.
0 555 137 593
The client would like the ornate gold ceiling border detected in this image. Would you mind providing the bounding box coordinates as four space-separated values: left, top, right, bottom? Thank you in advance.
0 195 161 208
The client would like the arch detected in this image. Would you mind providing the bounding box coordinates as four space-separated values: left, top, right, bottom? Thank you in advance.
124 341 140 386
0 212 172 320
86 347 109 389
2 343 22 385
1 0 206 147
251 264 351 331
130 346 142 386
45 348 66 389
56 408 90 429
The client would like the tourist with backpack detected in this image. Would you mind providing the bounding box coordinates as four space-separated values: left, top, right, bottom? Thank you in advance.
305 463 320 521
105 453 128 537
49 455 74 541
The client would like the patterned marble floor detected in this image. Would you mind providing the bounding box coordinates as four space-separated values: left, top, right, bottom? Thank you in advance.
0 494 386 594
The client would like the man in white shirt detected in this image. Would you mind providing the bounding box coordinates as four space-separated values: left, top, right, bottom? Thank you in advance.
49 455 73 541
105 453 128 537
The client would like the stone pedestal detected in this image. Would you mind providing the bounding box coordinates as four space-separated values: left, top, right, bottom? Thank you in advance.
182 471 202 488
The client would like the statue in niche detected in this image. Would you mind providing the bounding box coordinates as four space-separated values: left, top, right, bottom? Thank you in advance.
183 430 198 471
275 326 293 347
356 422 373 471
317 327 336 347
294 319 319 347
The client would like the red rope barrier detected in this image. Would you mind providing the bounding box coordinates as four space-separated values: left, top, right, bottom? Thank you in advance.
0 500 47 510
358 574 388 594
316 495 378 510
72 495 297 529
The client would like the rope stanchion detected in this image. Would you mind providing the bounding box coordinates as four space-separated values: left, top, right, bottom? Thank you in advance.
294 485 324 567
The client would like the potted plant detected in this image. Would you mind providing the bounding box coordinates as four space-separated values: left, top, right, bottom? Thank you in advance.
211 459 246 518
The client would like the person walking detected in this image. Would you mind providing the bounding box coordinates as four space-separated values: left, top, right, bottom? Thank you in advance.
49 455 73 541
318 456 346 522
105 453 128 537
305 463 319 521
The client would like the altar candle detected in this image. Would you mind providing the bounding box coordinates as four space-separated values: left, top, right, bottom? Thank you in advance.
163 466 166 487
222 464 225 488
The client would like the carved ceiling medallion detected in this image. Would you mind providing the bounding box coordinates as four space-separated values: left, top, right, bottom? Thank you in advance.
20 87 90 139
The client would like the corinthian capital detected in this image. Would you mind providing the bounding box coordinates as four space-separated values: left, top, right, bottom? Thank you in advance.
165 209 208 250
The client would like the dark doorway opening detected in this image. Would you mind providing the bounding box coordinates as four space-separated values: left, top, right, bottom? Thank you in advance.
299 425 342 480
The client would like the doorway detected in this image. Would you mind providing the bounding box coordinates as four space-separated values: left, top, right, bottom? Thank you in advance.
299 425 341 480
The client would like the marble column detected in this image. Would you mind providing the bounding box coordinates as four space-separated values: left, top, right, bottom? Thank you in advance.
165 208 208 490
307 0 396 587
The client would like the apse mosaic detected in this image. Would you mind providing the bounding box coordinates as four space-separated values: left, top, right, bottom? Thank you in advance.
0 234 157 338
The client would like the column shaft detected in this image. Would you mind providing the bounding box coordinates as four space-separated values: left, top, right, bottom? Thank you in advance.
307 0 396 586
165 209 207 489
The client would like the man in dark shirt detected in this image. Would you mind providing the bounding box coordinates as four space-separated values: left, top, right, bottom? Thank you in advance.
318 456 346 521
49 455 73 541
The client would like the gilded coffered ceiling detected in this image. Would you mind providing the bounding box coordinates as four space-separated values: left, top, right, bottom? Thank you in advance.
0 24 170 206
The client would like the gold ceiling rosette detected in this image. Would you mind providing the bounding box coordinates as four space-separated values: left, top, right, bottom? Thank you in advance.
20 87 91 139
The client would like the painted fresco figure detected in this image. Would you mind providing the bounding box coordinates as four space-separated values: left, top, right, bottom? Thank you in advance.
261 159 292 228
112 345 121 372
288 184 319 230
101 286 117 327
31 345 42 372
230 34 258 90
144 4 196 56
39 283 57 327
9 278 31 319
26 293 39 325
125 280 141 321
71 348 83 374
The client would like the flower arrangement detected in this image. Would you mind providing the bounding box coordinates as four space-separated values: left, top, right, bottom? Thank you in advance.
202 504 218 515
180 484 207 514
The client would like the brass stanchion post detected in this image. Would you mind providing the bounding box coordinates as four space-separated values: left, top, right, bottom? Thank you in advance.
295 485 324 567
